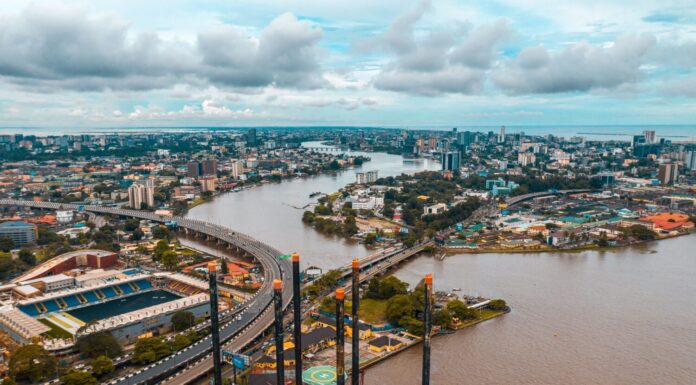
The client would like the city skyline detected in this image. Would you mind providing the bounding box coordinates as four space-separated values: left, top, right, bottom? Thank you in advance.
0 0 695 127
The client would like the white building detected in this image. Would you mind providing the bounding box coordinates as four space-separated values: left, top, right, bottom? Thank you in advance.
230 159 245 179
128 179 155 209
56 210 74 224
423 203 448 215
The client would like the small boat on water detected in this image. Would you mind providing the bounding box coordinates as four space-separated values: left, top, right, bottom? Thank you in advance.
452 287 462 292
309 191 322 198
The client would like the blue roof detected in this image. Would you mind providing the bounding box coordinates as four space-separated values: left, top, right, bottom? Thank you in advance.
0 221 35 229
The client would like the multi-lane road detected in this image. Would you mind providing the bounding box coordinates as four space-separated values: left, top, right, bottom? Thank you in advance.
0 199 292 385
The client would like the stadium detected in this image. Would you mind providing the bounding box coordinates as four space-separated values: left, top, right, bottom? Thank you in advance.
0 250 215 351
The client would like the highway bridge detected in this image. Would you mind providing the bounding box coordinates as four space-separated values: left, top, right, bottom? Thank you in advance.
0 199 292 385
505 189 593 207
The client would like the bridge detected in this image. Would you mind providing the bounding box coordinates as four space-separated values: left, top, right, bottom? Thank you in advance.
0 199 293 385
505 189 593 207
303 146 345 153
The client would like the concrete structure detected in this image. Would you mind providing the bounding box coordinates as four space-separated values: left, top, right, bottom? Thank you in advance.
351 259 360 385
274 279 285 385
658 163 679 185
441 151 461 171
355 170 379 184
56 210 74 224
422 274 433 385
0 221 36 246
128 179 155 209
208 262 222 385
198 176 217 192
292 253 303 385
11 249 117 284
0 306 50 344
335 288 346 385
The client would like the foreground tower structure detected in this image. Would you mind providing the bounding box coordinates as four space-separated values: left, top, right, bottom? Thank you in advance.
351 258 360 385
336 288 346 385
273 279 285 385
292 253 303 385
422 274 433 385
208 262 222 385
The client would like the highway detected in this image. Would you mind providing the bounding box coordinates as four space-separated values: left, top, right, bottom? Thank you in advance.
0 199 292 385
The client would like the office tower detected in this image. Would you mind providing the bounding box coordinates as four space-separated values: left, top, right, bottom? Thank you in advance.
230 159 244 179
632 135 646 147
247 128 257 146
201 159 217 176
643 130 656 144
441 151 461 171
658 163 679 185
128 180 155 209
686 150 696 170
498 126 506 143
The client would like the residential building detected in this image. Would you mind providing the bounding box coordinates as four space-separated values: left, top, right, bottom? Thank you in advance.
658 163 679 185
441 151 461 171
0 221 37 246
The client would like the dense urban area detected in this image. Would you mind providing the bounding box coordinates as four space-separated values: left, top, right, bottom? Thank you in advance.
0 126 693 385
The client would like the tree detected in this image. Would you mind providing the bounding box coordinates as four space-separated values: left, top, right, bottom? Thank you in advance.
2 377 16 385
18 249 36 266
343 215 358 236
132 337 171 364
153 239 170 259
76 332 122 358
123 218 140 232
364 233 377 245
488 299 508 311
379 276 409 299
170 334 192 351
91 355 114 378
447 300 477 321
152 225 170 239
433 309 453 327
60 370 97 385
0 237 15 252
171 311 195 331
160 250 179 271
9 344 57 382
386 294 414 325
399 315 424 336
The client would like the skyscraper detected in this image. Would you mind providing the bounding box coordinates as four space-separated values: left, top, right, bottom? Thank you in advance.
658 163 679 185
643 130 656 144
498 126 506 143
247 128 257 146
441 151 461 171
128 179 155 209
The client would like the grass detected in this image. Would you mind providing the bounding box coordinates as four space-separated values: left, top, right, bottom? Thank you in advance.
38 318 73 339
453 308 507 329
358 298 388 325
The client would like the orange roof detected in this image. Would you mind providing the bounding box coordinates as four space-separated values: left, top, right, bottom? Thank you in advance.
640 213 694 230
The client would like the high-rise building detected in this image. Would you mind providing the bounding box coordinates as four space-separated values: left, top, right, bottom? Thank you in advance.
457 131 474 149
247 128 257 146
632 135 646 147
230 159 244 179
199 176 217 192
658 163 679 185
685 150 696 170
128 180 155 209
518 152 536 167
201 159 217 176
643 130 656 144
498 126 506 144
187 160 217 178
441 151 461 171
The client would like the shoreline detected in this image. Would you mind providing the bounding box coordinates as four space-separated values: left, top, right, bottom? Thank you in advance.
359 308 509 371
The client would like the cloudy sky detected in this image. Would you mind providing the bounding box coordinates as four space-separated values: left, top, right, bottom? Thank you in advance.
0 0 695 127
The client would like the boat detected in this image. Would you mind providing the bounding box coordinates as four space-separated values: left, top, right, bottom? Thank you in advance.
452 287 462 292
309 192 322 198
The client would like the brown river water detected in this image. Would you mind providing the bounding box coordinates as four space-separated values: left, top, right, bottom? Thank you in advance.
188 143 696 384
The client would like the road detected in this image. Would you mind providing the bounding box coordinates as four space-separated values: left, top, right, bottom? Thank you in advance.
0 199 292 385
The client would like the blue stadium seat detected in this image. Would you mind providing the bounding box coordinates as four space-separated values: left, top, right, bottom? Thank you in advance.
19 305 39 317
84 291 98 303
138 280 152 290
64 296 80 308
43 301 59 313
120 283 134 294
102 286 117 298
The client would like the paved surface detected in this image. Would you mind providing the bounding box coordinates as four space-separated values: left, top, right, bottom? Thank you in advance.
0 199 292 385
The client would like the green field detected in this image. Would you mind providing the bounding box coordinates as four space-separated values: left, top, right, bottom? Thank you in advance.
358 298 388 325
38 318 73 339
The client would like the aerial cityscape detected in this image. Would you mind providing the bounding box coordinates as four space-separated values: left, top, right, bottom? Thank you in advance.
0 1 695 385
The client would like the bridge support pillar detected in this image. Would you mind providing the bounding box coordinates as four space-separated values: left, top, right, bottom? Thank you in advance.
292 253 303 385
273 279 285 385
208 263 223 385
351 259 360 385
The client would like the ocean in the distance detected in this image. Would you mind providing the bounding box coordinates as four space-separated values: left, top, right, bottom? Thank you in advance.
0 125 694 142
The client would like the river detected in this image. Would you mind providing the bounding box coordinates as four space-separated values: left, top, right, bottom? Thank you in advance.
187 143 696 385
187 141 439 269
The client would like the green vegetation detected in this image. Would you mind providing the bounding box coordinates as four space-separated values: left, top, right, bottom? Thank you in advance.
9 344 57 383
358 298 389 324
447 300 478 321
91 355 114 378
76 332 122 358
170 334 193 351
132 337 172 365
160 250 179 270
0 252 28 281
171 310 195 331
0 237 15 252
385 294 414 325
621 225 658 241
365 276 409 300
38 318 72 339
59 370 97 385
488 299 508 311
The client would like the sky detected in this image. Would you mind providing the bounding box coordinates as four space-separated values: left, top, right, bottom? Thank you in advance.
0 0 695 128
